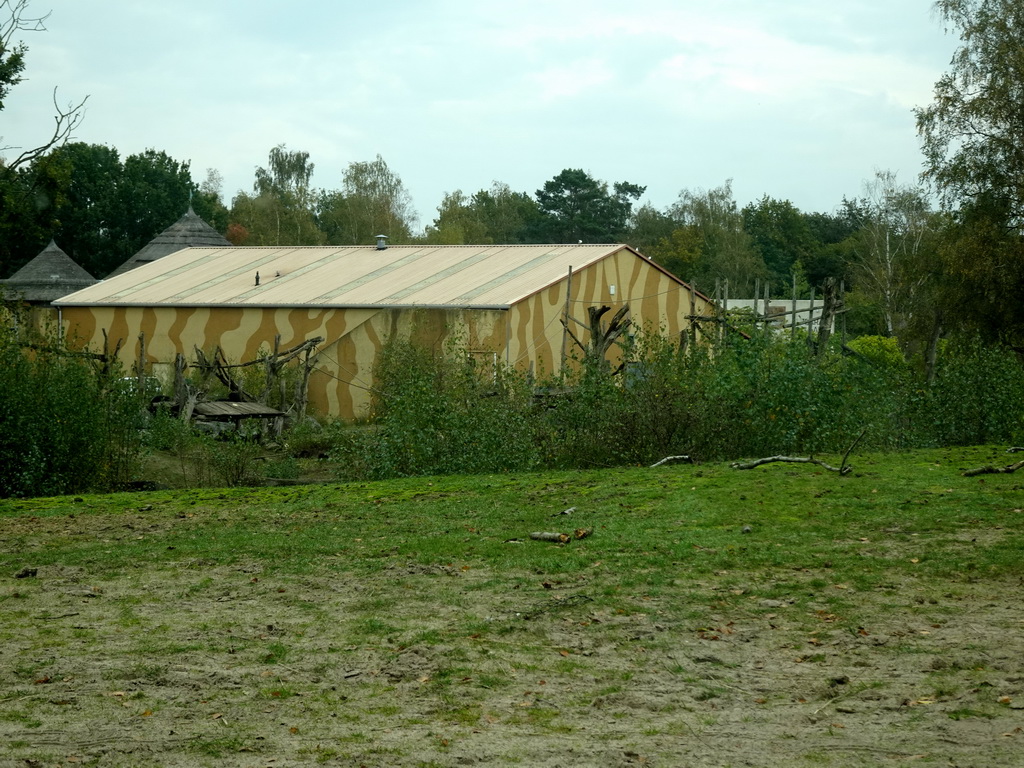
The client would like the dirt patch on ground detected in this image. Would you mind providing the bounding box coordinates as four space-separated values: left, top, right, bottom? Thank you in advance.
3 512 1024 767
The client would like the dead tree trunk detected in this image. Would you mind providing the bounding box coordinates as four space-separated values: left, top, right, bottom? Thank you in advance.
295 344 318 419
561 304 631 371
586 304 631 366
174 353 201 422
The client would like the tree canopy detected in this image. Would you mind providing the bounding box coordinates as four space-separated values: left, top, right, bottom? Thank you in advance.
916 0 1024 226
916 0 1024 341
533 169 645 244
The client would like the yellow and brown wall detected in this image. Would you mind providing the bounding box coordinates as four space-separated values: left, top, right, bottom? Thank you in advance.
59 252 712 420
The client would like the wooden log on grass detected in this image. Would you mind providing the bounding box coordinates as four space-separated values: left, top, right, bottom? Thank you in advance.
529 528 593 543
963 459 1024 477
731 429 866 476
530 532 571 543
731 455 852 475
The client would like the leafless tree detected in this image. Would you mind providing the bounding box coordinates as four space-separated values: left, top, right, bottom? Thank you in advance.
0 0 87 172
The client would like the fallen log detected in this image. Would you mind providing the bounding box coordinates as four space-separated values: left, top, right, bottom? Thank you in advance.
963 459 1024 477
731 429 866 476
529 528 593 543
530 531 570 543
650 455 693 468
731 455 852 475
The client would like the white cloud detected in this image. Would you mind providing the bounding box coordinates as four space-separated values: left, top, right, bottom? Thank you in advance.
1 0 954 221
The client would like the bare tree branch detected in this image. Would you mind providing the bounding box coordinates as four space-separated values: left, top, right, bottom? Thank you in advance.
1 0 50 46
1 2 87 168
3 87 88 170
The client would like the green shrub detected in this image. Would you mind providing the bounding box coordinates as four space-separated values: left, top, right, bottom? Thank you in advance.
208 432 264 487
125 328 1024 488
262 455 300 480
362 337 540 478
0 318 145 497
922 337 1024 446
285 418 334 458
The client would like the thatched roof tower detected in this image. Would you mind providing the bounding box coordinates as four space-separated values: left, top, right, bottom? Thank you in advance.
107 206 230 278
1 240 97 305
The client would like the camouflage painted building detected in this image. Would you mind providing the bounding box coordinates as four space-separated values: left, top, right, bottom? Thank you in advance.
54 243 713 419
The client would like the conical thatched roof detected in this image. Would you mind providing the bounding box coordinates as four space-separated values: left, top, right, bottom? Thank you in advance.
107 206 231 278
1 240 97 305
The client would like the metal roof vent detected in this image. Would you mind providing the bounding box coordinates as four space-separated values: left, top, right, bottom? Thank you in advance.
375 234 389 250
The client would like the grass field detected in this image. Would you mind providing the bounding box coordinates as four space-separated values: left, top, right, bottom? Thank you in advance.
2 445 1024 767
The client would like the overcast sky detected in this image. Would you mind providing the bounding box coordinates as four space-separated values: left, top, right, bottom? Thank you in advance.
2 1 957 230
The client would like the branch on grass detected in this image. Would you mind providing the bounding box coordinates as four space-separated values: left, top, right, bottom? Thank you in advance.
529 529 592 543
732 429 866 476
650 455 693 468
731 455 852 475
962 459 1024 477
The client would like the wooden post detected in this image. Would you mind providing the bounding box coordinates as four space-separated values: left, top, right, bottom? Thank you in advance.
762 280 770 332
791 274 798 339
296 345 316 420
689 280 697 346
752 278 758 327
559 266 573 374
136 332 146 393
174 353 187 412
720 279 728 343
262 334 281 405
839 279 846 348
808 288 816 348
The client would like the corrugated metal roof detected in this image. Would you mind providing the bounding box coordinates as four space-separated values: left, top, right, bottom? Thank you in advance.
56 244 634 309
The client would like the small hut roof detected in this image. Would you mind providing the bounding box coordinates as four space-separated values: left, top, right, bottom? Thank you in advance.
1 240 96 304
106 206 230 278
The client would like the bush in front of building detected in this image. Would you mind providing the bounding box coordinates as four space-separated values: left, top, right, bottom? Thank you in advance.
0 316 146 497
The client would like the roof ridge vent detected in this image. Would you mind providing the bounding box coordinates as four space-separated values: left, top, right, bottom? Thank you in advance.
375 234 389 250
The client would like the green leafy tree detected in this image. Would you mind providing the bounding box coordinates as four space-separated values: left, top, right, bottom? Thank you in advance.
116 149 200 254
471 182 541 243
425 190 491 244
917 0 1024 223
937 193 1024 340
317 154 416 245
533 169 645 243
845 171 944 340
645 224 704 282
0 0 28 110
664 180 767 295
24 143 204 276
425 182 540 244
916 0 1024 341
5 143 210 277
230 144 324 246
741 196 817 288
192 167 230 233
801 205 863 287
34 142 124 276
626 203 677 257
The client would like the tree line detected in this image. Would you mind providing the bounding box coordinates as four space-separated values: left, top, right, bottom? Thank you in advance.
4 0 1024 354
